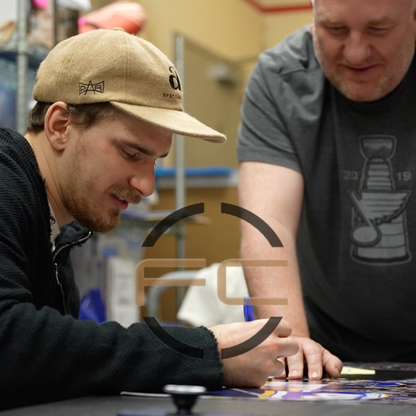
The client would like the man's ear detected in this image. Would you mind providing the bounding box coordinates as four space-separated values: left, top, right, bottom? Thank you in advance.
310 24 315 37
44 102 71 151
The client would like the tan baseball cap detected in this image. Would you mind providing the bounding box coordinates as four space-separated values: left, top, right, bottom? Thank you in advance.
33 28 226 143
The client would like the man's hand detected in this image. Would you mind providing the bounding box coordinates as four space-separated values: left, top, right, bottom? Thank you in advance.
274 336 343 379
209 319 299 388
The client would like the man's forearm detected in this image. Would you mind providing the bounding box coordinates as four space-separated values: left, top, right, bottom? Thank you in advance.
241 230 309 337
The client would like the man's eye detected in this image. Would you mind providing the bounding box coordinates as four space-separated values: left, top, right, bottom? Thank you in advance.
326 26 348 35
122 150 140 160
368 27 389 34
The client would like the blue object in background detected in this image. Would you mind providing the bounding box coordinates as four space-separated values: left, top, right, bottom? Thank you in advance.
243 295 255 322
79 288 106 324
155 165 233 177
0 56 37 130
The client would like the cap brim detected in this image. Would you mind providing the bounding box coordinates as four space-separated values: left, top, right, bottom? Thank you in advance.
111 102 226 143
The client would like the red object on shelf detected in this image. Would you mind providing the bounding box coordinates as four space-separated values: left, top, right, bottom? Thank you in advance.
78 1 147 35
32 0 48 9
242 0 312 13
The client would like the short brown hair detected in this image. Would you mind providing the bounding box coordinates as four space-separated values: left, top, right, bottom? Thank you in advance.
26 102 116 134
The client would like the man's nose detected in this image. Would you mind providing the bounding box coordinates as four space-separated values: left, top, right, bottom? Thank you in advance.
343 32 372 66
129 163 155 198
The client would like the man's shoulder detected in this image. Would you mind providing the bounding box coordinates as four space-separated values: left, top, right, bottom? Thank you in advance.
0 127 23 144
247 26 326 124
0 127 33 160
0 127 43 204
259 26 321 78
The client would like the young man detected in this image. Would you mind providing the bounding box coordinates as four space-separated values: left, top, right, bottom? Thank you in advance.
0 28 298 410
238 0 416 379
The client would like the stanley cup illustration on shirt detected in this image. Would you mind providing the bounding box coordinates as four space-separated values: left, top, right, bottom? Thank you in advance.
348 136 412 265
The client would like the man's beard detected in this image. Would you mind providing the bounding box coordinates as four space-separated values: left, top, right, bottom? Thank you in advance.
63 178 140 233
65 189 121 233
312 35 414 102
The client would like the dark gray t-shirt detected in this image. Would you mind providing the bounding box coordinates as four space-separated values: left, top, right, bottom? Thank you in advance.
238 26 416 362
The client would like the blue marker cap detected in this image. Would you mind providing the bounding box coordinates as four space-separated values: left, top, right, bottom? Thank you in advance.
243 295 255 322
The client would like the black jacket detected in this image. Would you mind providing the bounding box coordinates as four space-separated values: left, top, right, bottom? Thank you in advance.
0 128 224 410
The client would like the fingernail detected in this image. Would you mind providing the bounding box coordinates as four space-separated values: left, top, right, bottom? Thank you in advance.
311 371 319 379
290 370 299 377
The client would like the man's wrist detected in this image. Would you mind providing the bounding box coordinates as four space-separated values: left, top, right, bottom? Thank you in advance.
289 329 310 338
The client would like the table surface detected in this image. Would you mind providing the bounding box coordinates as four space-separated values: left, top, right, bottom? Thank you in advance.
2 395 416 416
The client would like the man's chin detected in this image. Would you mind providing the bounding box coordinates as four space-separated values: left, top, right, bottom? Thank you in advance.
75 211 121 233
334 82 385 102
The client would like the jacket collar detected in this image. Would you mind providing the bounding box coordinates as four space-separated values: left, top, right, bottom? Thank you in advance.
54 221 92 253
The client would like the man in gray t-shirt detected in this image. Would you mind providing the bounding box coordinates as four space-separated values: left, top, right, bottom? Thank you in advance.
238 0 416 378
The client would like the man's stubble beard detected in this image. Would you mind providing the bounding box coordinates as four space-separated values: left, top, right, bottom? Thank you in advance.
312 34 414 102
62 166 121 233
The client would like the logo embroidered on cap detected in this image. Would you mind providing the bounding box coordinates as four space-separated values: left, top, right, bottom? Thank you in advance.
79 81 105 95
168 67 181 91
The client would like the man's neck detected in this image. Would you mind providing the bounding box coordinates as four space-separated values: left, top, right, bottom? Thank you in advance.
24 131 72 228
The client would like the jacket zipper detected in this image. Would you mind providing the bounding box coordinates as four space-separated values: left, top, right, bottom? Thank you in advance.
52 232 92 314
